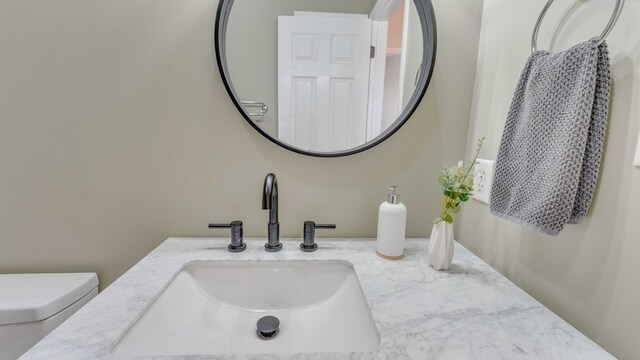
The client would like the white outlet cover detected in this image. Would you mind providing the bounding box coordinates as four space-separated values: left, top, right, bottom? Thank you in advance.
472 159 495 205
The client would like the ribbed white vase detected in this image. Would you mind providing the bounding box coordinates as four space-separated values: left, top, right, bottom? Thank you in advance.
427 223 454 270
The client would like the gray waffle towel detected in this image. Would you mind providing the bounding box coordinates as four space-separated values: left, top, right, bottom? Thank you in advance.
490 38 611 236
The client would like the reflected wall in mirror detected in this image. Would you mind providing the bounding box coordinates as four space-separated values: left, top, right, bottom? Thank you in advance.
216 0 436 157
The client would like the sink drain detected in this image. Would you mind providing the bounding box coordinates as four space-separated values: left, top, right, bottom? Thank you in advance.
256 316 280 340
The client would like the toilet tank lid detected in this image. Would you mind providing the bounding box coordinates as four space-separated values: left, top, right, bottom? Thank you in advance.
0 273 98 325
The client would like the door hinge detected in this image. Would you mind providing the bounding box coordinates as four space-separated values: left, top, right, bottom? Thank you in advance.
370 46 376 59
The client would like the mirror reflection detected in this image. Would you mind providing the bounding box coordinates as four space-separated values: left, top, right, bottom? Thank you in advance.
226 0 425 153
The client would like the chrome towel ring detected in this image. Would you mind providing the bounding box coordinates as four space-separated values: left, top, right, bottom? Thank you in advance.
531 0 625 52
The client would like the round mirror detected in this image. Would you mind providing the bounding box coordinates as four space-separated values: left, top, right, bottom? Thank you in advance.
215 0 436 157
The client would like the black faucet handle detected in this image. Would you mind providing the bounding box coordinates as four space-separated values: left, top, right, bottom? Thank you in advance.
301 221 336 252
208 220 242 228
208 221 246 253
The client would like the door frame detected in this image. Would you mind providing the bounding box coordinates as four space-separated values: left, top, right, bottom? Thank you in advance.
370 0 403 21
366 20 388 141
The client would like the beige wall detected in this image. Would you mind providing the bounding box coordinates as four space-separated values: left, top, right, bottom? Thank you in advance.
459 0 640 359
226 0 375 135
0 0 483 290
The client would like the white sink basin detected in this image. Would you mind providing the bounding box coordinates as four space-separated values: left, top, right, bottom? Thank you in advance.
112 260 380 357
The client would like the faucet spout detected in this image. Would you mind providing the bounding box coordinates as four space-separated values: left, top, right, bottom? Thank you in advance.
262 173 278 224
262 173 282 252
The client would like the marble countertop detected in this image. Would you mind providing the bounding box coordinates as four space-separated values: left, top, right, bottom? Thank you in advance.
22 239 613 360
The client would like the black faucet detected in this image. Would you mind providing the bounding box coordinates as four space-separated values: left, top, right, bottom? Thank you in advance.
262 173 282 252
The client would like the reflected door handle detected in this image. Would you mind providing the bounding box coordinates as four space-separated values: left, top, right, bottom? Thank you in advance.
414 65 423 88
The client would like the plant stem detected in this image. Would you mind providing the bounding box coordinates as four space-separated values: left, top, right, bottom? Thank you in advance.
439 196 448 220
439 197 460 222
460 137 485 186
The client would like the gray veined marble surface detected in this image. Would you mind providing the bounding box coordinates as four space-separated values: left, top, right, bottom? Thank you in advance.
21 239 613 360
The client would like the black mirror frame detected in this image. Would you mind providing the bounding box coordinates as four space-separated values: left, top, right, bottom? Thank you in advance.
214 0 437 158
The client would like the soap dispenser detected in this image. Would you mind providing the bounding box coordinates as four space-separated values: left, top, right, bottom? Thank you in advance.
376 186 407 260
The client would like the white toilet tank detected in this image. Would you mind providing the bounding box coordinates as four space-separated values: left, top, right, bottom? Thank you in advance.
0 273 99 360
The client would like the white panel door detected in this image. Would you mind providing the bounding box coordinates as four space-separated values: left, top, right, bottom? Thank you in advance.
278 14 372 152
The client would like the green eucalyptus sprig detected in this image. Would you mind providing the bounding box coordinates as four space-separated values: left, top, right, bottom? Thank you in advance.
434 137 486 224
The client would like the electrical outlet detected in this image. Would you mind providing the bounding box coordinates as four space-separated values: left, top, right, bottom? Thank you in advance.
472 159 495 205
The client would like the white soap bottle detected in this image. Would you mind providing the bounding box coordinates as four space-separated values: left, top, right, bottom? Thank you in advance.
376 186 407 260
